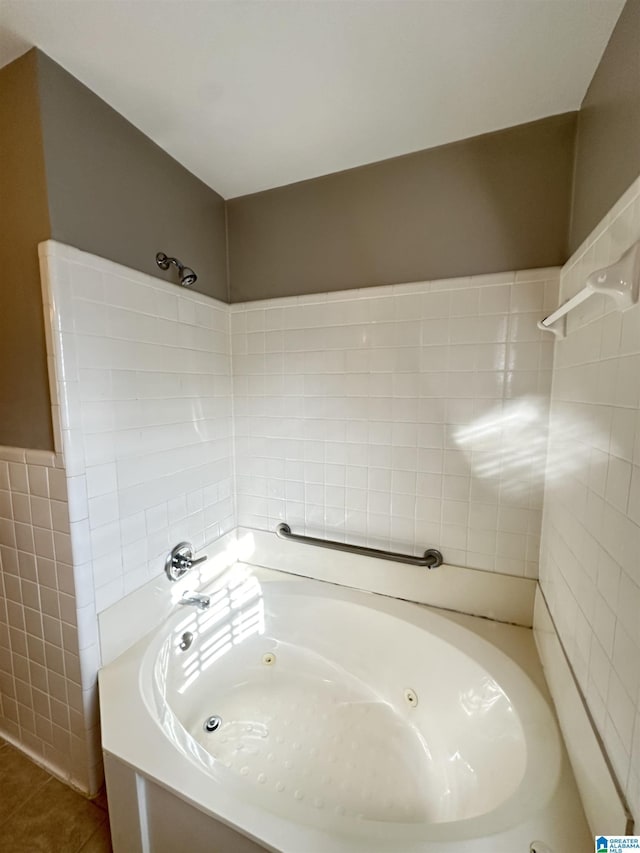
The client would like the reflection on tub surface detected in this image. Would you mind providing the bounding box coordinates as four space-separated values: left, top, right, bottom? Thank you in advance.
149 569 539 832
171 574 265 694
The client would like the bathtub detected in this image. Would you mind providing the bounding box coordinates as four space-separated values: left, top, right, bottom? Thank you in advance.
100 563 590 852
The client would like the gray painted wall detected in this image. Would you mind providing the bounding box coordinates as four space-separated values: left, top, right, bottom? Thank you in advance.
570 0 640 251
3 1 638 452
0 49 230 452
36 51 228 302
227 114 577 302
0 51 53 450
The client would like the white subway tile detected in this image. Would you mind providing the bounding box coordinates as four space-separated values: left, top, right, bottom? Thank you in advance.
539 175 640 820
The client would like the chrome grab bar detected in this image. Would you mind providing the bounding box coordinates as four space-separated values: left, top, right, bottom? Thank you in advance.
275 523 443 568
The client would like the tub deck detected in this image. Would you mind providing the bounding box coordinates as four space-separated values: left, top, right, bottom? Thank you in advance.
100 564 591 852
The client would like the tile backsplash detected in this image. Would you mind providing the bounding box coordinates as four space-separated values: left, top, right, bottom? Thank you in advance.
39 242 235 615
231 270 559 577
539 175 640 822
39 243 560 613
33 241 237 792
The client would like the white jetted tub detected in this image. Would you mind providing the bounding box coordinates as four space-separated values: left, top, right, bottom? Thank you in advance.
100 565 590 852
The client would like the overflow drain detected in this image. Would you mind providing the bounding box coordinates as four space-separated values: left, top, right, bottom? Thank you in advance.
262 653 276 665
203 715 222 733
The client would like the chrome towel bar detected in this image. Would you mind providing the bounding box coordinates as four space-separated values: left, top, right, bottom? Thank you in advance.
275 523 443 568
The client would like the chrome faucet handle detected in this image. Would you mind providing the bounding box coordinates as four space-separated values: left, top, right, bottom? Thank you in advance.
165 542 208 582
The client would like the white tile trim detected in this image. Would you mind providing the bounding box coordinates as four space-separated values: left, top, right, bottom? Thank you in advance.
534 587 631 835
0 447 58 467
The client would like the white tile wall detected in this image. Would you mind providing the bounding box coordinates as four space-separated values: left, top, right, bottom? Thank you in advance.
231 270 559 577
39 242 235 615
539 175 640 824
36 241 235 793
0 446 96 791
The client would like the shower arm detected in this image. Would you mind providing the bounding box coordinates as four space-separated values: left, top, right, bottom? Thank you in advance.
155 252 198 287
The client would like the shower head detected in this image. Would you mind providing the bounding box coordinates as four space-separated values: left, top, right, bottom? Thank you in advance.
155 252 198 287
180 267 198 287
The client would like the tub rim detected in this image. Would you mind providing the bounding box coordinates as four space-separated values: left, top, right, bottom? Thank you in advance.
101 565 563 851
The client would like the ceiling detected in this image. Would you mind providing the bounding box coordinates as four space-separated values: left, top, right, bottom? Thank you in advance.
0 0 625 198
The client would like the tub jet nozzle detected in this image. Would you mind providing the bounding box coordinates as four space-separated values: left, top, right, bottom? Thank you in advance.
203 715 222 733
